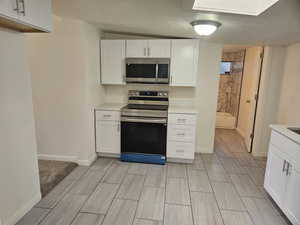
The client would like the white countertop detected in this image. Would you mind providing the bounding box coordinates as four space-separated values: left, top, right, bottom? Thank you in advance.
270 124 300 145
168 105 197 114
95 103 125 111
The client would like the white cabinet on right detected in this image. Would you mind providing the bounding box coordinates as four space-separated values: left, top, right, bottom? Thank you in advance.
167 112 197 162
170 39 199 87
264 128 300 225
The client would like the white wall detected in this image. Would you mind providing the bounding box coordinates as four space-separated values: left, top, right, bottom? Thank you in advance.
27 16 105 165
104 41 222 153
252 46 286 156
0 28 41 225
277 43 300 125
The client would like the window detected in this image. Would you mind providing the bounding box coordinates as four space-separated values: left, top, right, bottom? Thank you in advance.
220 61 232 75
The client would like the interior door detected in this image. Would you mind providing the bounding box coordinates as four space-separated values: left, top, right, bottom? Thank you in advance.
237 46 263 152
284 165 300 225
264 145 287 208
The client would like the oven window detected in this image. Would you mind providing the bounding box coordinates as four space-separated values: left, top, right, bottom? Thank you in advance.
126 64 156 78
121 121 167 156
157 64 169 79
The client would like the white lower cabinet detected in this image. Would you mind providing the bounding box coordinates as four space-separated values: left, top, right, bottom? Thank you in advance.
167 113 196 161
264 130 300 225
285 166 300 225
95 110 120 155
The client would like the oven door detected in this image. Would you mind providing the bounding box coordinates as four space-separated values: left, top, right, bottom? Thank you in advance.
126 63 157 83
121 117 167 164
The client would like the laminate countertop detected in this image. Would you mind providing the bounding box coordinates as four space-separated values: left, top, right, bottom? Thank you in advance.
95 103 125 111
270 124 300 145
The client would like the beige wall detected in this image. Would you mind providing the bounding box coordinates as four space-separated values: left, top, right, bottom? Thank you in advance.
0 28 41 225
252 46 286 156
27 16 105 165
104 42 223 153
277 43 300 125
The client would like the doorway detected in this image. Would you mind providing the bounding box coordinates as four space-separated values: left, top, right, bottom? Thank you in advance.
216 46 264 154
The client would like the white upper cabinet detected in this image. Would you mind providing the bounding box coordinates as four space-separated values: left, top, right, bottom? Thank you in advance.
101 40 126 85
0 0 52 32
148 40 171 57
170 39 199 87
0 0 19 19
126 40 171 58
22 0 52 32
126 40 148 58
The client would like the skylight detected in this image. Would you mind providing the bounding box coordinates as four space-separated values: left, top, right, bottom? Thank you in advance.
192 0 279 16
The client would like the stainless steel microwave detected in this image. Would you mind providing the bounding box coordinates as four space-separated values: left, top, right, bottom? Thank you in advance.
125 58 170 84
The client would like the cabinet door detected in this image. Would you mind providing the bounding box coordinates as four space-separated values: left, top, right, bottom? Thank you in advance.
0 0 19 19
170 40 199 87
96 120 120 154
284 165 300 225
20 0 52 31
126 40 148 57
101 40 126 85
264 145 287 208
148 40 171 57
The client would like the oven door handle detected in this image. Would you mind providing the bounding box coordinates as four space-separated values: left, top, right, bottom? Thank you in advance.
121 117 167 125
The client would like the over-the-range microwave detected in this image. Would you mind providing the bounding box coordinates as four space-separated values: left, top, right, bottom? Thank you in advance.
125 58 170 84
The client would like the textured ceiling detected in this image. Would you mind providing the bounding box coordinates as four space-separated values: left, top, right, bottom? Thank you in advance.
52 0 300 45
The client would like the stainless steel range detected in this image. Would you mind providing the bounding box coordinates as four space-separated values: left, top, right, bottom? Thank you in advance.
121 90 169 164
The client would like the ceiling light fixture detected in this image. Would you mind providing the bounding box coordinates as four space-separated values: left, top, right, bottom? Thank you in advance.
191 20 222 36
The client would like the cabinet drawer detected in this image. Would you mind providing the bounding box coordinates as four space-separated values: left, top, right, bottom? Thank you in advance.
168 125 195 142
168 113 196 125
167 141 194 159
270 131 300 161
95 110 120 121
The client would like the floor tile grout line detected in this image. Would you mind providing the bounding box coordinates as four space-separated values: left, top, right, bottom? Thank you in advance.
186 162 196 225
129 165 148 225
68 159 116 225
97 160 130 225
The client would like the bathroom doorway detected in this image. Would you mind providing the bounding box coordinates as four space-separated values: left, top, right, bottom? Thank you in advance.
216 45 264 153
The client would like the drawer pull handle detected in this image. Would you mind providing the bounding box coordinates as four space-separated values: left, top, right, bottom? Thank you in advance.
177 133 185 136
176 149 184 153
177 119 186 122
103 115 112 117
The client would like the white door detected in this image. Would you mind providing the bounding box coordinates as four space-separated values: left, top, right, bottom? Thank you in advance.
284 164 300 225
101 40 126 85
237 47 263 152
264 145 287 208
96 120 120 154
0 0 19 19
170 39 199 87
21 0 52 31
126 40 148 57
148 40 171 57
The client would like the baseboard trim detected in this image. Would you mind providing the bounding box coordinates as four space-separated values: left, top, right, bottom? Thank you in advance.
196 146 214 154
38 154 78 163
167 157 193 164
38 153 97 166
4 192 41 225
236 127 246 139
77 153 97 166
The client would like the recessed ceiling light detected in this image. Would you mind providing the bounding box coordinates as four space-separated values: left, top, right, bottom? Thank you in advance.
191 20 222 36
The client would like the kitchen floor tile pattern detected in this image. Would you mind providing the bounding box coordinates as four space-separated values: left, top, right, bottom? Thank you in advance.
18 129 292 225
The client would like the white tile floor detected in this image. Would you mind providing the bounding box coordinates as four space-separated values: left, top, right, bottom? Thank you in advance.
16 129 292 225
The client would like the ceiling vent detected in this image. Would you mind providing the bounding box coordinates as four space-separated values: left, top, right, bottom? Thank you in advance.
192 0 279 16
